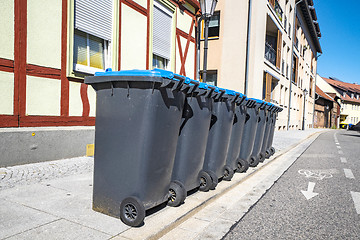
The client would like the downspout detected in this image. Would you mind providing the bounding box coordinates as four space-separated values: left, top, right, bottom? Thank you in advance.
312 52 322 128
244 0 252 95
196 16 204 81
287 0 303 130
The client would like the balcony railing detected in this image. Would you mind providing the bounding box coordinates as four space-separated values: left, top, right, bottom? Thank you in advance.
274 0 283 22
265 42 276 66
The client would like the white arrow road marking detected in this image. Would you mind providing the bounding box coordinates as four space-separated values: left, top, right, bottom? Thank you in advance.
301 182 319 200
344 169 355 179
340 157 347 163
351 191 360 214
338 150 344 155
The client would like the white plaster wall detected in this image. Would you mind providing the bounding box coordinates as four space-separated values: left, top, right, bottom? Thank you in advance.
26 76 61 116
88 85 96 117
0 72 14 115
177 9 193 37
316 75 339 96
133 0 147 9
68 81 83 116
0 0 14 60
185 41 195 79
121 4 147 70
27 0 62 69
175 41 182 74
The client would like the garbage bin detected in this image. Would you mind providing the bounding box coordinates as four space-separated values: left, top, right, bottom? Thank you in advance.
260 103 275 160
224 94 249 174
85 69 191 227
249 99 269 167
238 98 260 168
202 89 238 189
168 78 215 206
266 105 283 157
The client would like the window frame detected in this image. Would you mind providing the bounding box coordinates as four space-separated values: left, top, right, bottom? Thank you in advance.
201 11 220 40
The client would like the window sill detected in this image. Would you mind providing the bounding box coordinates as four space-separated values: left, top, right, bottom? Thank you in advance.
200 37 220 41
74 64 105 75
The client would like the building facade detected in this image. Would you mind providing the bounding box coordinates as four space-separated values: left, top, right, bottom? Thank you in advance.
319 76 360 128
0 0 199 166
314 85 339 129
199 0 322 130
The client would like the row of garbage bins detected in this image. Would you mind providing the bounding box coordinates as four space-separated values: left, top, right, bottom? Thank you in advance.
85 69 283 227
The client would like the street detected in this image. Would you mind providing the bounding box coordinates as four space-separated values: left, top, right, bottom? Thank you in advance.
224 130 360 239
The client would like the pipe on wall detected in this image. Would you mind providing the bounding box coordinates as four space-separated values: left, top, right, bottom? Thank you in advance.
244 0 252 95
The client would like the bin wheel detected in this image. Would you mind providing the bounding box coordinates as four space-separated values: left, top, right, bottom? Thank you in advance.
270 147 275 155
237 159 249 173
259 153 265 163
199 171 212 192
208 171 218 190
120 197 145 227
249 156 259 167
223 165 234 181
168 181 186 207
265 150 271 159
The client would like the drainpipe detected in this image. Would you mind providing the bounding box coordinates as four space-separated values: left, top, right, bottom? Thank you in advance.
312 52 322 128
244 0 252 95
196 16 204 81
287 0 303 130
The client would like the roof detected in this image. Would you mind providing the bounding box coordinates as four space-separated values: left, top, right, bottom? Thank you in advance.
315 86 335 102
323 77 360 104
298 0 322 53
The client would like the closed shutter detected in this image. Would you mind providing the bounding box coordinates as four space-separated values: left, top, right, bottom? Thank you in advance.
153 1 173 60
265 73 272 102
294 56 298 84
276 30 282 69
75 0 113 41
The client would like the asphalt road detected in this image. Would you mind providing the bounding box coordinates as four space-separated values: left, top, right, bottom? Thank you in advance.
224 130 360 240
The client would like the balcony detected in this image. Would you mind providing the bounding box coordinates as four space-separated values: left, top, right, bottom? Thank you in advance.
265 42 276 66
274 0 283 22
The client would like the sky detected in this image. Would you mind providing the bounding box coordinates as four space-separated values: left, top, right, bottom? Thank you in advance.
315 0 360 85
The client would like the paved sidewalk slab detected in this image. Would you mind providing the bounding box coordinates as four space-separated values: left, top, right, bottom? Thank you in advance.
0 129 329 239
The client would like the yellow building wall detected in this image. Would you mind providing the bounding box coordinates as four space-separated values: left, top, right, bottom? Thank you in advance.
0 0 14 60
0 72 14 115
185 42 195 79
27 0 62 69
121 4 147 70
69 81 83 116
26 76 61 116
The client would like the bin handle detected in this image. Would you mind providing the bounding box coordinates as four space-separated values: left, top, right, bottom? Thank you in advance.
172 75 185 91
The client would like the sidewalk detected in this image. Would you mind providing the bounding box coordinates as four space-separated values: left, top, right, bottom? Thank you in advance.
0 129 329 240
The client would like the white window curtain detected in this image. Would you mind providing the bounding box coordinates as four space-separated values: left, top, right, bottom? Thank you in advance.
153 0 173 60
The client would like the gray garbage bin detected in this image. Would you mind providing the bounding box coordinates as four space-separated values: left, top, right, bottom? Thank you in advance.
249 99 268 167
85 69 190 227
224 93 249 174
238 98 260 168
260 103 275 161
202 89 238 189
266 105 283 157
168 79 215 206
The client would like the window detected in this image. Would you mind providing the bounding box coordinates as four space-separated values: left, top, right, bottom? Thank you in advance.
201 11 220 39
73 0 113 74
351 93 354 99
153 0 173 70
200 70 218 86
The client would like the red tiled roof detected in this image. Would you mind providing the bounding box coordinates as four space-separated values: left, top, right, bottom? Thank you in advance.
315 86 335 102
323 77 360 104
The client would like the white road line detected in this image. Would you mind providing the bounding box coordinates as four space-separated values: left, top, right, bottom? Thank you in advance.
338 150 344 155
340 157 347 163
344 169 355 179
336 142 340 145
351 191 360 214
337 146 341 149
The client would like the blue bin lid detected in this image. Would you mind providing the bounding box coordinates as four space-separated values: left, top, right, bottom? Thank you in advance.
225 89 236 96
198 82 208 90
95 68 183 81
